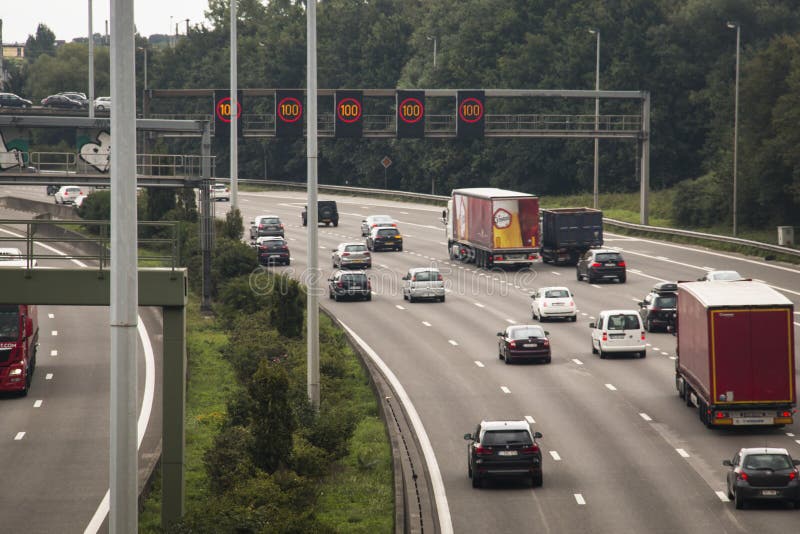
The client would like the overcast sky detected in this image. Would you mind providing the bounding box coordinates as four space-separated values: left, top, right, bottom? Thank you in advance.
1 1 214 44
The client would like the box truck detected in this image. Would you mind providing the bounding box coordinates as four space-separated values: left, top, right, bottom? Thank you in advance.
442 188 539 268
674 281 796 427
0 305 38 396
539 207 603 265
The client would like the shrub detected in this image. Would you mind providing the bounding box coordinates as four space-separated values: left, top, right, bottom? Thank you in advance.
248 360 295 473
671 173 729 227
290 434 331 478
203 425 256 495
211 238 257 297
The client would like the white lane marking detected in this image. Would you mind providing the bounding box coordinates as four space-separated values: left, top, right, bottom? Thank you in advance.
551 271 561 276
653 347 660 351
474 361 484 368
85 318 156 534
50 350 57 357
319 245 326 249
34 400 43 408
628 268 641 273
48 313 55 319
14 432 25 440
669 356 677 360
796 439 800 446
500 386 511 394
591 284 601 289
574 494 586 505
51 330 58 336
571 358 583 365
588 316 595 320
786 432 795 437
549 451 561 461
422 321 432 327
525 415 535 424
605 384 617 391
448 340 459 346
631 297 640 302
639 413 652 421
661 351 669 355
45 373 53 380
646 343 652 347
400 211 409 214
474 302 485 308
0 229 87 267
439 242 447 246
676 448 690 458
716 491 730 502
396 305 406 310
701 266 714 271
656 256 669 260
505 318 517 324
580 312 588 316
336 323 453 534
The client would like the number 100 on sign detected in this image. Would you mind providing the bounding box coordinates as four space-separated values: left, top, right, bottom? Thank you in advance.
396 90 425 138
275 90 304 138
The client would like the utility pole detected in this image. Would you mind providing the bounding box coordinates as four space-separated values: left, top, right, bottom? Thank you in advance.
727 21 740 237
307 0 320 410
230 0 239 208
88 0 95 118
185 18 189 35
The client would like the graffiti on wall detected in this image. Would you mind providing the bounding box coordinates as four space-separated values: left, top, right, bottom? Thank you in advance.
77 131 111 172
0 131 29 171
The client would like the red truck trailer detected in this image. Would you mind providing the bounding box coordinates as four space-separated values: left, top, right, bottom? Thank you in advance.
0 304 38 396
442 188 539 268
675 281 796 427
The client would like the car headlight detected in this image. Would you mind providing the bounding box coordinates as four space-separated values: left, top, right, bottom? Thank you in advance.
9 368 23 376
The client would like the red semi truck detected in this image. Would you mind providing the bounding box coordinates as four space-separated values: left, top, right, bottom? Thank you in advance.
0 304 38 396
442 188 540 268
674 281 796 427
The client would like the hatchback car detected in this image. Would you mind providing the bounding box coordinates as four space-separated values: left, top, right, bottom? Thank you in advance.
249 215 284 241
530 286 577 322
589 310 646 358
402 267 445 302
576 248 626 283
54 185 84 205
332 242 371 269
0 93 33 108
210 183 230 201
638 282 677 332
328 270 372 301
367 226 403 251
464 420 543 488
361 215 396 236
698 270 743 282
723 447 800 509
497 324 551 364
256 236 290 266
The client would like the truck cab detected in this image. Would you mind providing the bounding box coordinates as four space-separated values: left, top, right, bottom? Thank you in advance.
0 304 39 396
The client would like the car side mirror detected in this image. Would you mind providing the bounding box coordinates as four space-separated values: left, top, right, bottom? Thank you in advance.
463 433 473 441
638 301 645 307
327 278 333 282
544 331 549 336
249 220 254 225
722 460 733 467
530 294 536 299
442 210 447 219
589 322 596 328
793 459 800 466
402 275 409 280
496 332 503 337
696 277 704 281
533 431 542 439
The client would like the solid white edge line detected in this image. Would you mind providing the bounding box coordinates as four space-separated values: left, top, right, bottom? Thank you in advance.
338 322 453 534
84 317 155 534
0 228 88 267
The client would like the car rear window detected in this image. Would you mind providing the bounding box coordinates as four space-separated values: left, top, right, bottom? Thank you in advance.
413 270 439 281
66 187 81 194
509 326 545 339
654 295 676 307
595 253 621 262
262 218 280 224
482 430 532 446
545 289 569 298
345 245 366 252
743 454 792 470
340 274 367 282
378 228 399 236
607 314 640 330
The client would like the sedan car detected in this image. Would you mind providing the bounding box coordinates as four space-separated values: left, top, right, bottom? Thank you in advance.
94 96 112 111
530 286 577 322
54 185 84 205
723 447 800 509
0 93 33 108
366 226 403 251
576 248 626 283
497 324 551 364
589 310 646 358
332 242 371 269
249 215 284 241
328 270 372 301
361 215 396 236
210 183 230 202
255 236 290 266
464 420 543 488
638 282 677 332
0 248 37 268
41 94 84 109
698 270 743 282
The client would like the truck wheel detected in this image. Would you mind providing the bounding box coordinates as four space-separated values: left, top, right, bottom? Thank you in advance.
639 350 646 358
645 318 653 332
598 346 606 359
685 386 694 407
677 378 685 399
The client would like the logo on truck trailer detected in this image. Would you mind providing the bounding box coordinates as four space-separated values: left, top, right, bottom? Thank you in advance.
493 208 512 229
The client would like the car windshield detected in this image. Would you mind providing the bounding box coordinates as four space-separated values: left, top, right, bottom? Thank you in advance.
0 307 19 342
213 184 226 189
345 245 366 252
743 454 792 470
261 218 280 225
377 228 398 236
595 253 621 262
712 271 741 280
654 295 677 307
509 326 545 339
607 314 640 330
545 289 569 298
482 430 532 447
412 270 438 281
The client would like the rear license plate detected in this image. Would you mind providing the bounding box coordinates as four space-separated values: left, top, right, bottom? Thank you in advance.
761 490 778 496
604 262 616 266
609 334 625 339
497 451 517 456
732 417 773 425
524 343 538 348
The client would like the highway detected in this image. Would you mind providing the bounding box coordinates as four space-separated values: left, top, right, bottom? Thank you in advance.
230 190 800 533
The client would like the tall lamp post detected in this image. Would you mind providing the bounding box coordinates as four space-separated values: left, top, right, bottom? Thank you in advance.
427 35 437 69
588 28 600 209
88 0 95 118
230 0 239 208
727 21 740 237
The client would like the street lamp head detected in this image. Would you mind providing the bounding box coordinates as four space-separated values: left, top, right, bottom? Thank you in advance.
588 28 598 35
726 21 739 29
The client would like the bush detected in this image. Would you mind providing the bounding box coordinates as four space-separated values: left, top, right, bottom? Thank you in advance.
268 275 305 339
290 434 331 478
211 238 257 297
671 173 729 227
248 360 295 473
218 208 244 241
203 425 256 495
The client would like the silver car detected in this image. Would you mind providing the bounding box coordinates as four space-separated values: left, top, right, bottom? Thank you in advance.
361 215 396 236
332 242 371 269
402 267 445 302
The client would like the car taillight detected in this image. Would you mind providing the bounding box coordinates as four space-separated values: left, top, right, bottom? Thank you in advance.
412 276 417 281
521 445 539 454
602 332 608 341
437 274 442 281
618 261 626 267
528 254 537 260
509 341 517 348
569 300 574 306
259 246 268 251
280 223 284 228
542 301 548 307
641 331 646 340
781 411 792 417
738 472 748 481
715 411 729 419
364 252 370 256
475 446 493 456
337 282 343 288
542 339 549 346
392 223 397 227
342 252 350 257
650 307 661 312
494 255 503 261
259 224 264 229
789 471 798 481
280 247 288 251
591 262 601 268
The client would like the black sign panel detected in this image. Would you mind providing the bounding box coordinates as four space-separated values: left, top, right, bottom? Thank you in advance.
275 90 304 138
396 90 425 139
214 90 243 138
457 90 485 139
335 90 363 138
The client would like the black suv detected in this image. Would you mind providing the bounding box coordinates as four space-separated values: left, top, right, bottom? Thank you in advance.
638 282 677 332
576 248 626 283
0 93 33 109
302 200 339 227
464 420 543 488
328 270 371 301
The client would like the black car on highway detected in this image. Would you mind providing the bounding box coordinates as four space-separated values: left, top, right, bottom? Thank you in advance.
464 420 543 488
41 94 85 109
302 200 339 227
366 227 403 252
0 92 33 108
723 447 800 509
638 282 677 332
255 237 290 266
576 248 626 283
497 324 551 364
328 270 372 301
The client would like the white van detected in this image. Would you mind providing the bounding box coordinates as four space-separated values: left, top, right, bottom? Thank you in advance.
589 310 646 358
402 267 445 303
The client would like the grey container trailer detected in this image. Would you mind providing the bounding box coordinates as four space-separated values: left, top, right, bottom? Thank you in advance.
540 207 603 265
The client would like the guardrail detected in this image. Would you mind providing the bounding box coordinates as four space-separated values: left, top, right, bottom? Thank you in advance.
234 179 800 259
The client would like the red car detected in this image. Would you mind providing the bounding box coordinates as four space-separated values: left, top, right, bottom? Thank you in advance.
497 324 551 364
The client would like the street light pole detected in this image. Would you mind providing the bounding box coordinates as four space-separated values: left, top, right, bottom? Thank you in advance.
230 0 238 208
88 0 95 118
727 21 740 237
588 28 600 209
427 35 437 69
307 0 320 411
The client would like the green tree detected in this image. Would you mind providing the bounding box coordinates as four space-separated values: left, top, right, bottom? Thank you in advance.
24 24 56 62
248 360 294 473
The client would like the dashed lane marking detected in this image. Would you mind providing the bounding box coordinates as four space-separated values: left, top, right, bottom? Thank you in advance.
395 305 406 310
525 415 535 424
422 321 432 327
14 432 25 440
639 413 652 421
571 359 583 365
591 284 601 289
661 351 669 356
448 340 459 346
500 386 511 394
474 302 485 308
549 451 561 461
574 494 586 505
34 400 43 408
676 448 690 458
48 313 54 319
50 350 57 357
605 384 617 391
45 373 53 380
474 361 484 368
505 319 517 324
551 271 561 276
51 331 58 336
715 491 730 502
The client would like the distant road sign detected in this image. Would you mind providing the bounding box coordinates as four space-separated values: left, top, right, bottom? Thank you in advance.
214 90 243 137
381 155 392 169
